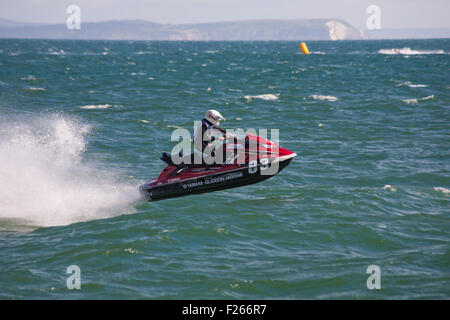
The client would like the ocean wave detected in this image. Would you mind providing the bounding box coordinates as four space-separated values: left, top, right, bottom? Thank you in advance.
396 81 428 88
138 120 159 126
402 99 418 104
244 94 280 101
136 50 154 55
20 75 37 81
402 95 435 104
79 104 116 110
27 87 46 91
378 48 445 55
49 49 66 55
383 184 397 192
309 95 338 102
434 187 450 194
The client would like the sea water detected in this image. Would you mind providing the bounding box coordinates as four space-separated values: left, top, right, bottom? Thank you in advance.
0 39 448 299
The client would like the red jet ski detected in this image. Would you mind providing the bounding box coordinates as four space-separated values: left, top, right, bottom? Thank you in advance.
139 133 296 201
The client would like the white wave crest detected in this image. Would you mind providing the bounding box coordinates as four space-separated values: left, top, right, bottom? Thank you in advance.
421 95 434 100
378 48 445 55
402 99 418 104
309 95 338 102
27 87 46 91
244 94 280 101
396 81 428 88
49 49 66 55
79 104 115 110
402 95 435 104
383 184 397 192
434 187 450 194
20 75 37 81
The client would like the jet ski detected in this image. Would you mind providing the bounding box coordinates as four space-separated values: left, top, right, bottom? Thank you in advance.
139 133 296 201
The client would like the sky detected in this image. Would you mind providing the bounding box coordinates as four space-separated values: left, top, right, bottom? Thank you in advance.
0 0 449 30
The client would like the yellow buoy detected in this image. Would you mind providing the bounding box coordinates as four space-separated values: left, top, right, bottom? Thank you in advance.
299 42 310 55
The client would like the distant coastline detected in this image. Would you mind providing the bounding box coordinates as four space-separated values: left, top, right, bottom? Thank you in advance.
0 18 448 41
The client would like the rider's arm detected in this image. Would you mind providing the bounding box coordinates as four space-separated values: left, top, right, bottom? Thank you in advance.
225 131 237 140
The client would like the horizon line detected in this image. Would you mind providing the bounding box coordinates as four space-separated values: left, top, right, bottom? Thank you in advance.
1 17 450 31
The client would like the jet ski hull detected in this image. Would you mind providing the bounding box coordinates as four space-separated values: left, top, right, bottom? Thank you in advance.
139 153 295 201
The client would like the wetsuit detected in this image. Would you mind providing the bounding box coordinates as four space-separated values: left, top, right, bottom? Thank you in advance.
194 118 224 153
194 118 231 164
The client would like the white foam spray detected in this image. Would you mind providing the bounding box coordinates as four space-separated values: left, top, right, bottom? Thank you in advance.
0 114 140 227
434 187 450 195
244 94 280 101
378 48 445 55
309 95 339 102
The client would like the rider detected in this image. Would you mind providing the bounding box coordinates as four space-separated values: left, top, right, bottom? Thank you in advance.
194 110 236 163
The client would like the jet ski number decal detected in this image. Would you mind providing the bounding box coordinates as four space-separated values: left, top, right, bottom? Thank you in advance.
248 158 269 174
